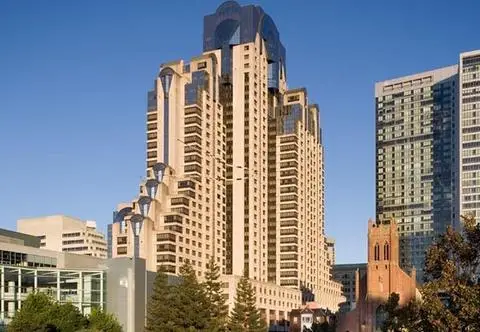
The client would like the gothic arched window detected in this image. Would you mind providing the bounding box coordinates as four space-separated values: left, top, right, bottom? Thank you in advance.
374 243 380 261
384 242 390 260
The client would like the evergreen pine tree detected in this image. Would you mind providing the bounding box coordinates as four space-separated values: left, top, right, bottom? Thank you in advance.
203 256 229 331
170 262 210 331
145 265 176 332
228 273 267 332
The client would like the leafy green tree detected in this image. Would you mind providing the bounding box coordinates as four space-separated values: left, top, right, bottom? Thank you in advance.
7 292 53 332
145 265 176 332
9 292 121 332
383 215 480 331
8 292 88 332
50 301 88 332
203 256 228 331
86 308 122 332
382 293 423 331
228 273 267 332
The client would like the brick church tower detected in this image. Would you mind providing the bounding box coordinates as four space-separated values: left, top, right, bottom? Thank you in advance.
338 219 418 332
366 218 412 298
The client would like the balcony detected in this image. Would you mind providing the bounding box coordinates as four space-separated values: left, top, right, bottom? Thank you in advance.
178 189 195 198
157 254 176 263
280 219 298 228
156 233 176 242
280 203 298 211
184 124 202 135
147 113 158 122
184 115 202 125
184 105 202 116
156 243 176 253
280 178 298 186
165 225 183 233
184 164 202 174
280 161 298 169
280 253 298 261
280 279 298 287
164 214 183 224
280 152 298 161
280 237 298 244
171 197 189 206
280 169 298 178
280 194 297 202
178 180 195 189
147 123 158 131
280 228 298 236
184 135 202 145
280 186 298 194
280 271 298 278
279 144 298 152
280 211 298 219
280 245 298 253
184 154 202 164
280 135 297 144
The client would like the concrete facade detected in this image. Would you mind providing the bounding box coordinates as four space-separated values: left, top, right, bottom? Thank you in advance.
0 229 40 248
337 220 418 332
110 0 342 317
221 274 301 325
17 215 107 258
326 238 335 267
0 229 150 332
333 263 367 313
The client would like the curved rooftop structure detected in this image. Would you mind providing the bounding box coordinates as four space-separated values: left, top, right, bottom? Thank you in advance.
203 1 286 88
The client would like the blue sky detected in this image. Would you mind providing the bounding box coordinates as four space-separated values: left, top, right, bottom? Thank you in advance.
0 0 479 264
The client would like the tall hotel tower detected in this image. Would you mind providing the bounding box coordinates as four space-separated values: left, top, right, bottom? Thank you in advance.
110 1 342 316
375 49 480 282
459 50 480 227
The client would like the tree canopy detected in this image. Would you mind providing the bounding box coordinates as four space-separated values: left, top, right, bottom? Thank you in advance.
228 273 267 332
146 261 229 332
383 215 480 332
7 292 121 332
203 257 229 331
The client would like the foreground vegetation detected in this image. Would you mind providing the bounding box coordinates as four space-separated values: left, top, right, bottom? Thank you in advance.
146 257 266 332
7 292 121 332
383 215 480 332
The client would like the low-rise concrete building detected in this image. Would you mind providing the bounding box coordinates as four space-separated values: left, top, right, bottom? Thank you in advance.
0 228 150 332
17 215 108 258
333 263 367 313
220 274 302 326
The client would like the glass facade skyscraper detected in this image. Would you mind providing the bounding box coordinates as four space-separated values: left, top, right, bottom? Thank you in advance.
459 50 480 225
376 66 458 281
376 50 480 282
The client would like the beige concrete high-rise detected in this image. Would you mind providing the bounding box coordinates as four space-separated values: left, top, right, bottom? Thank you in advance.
111 54 227 275
326 237 336 267
17 215 108 258
110 0 342 316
